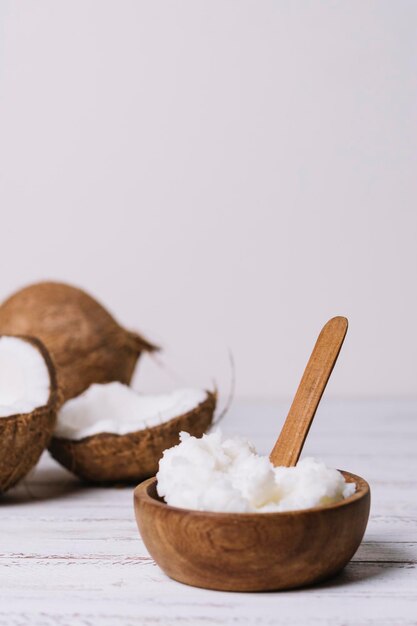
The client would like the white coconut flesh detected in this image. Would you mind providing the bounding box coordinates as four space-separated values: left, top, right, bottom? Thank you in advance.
0 336 51 418
54 382 208 440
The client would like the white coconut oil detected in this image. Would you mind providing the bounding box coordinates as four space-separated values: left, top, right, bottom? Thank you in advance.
157 430 355 513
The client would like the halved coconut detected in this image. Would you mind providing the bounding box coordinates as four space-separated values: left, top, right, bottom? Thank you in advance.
0 281 157 402
0 335 58 493
49 383 216 484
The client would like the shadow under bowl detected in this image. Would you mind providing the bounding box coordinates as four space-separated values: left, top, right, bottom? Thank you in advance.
133 471 370 592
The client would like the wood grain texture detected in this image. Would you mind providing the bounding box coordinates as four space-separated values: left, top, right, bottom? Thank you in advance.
134 472 370 591
270 316 348 467
0 398 416 625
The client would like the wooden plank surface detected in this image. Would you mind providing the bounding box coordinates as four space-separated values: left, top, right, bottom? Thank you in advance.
1 398 416 625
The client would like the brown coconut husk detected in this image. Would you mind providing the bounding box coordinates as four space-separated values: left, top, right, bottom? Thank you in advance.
0 282 157 403
49 391 216 484
0 336 59 493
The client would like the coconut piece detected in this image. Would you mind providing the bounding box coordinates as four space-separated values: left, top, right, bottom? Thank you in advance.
0 281 157 402
0 335 58 493
49 384 216 484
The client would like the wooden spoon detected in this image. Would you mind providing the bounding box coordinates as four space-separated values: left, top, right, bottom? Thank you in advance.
269 316 348 468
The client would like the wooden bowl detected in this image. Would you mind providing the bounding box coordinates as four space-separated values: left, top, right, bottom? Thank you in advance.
133 471 370 592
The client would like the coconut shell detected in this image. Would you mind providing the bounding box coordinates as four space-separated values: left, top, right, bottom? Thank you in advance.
49 391 216 484
0 281 157 402
0 336 59 493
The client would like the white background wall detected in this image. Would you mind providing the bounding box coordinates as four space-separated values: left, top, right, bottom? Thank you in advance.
0 1 416 399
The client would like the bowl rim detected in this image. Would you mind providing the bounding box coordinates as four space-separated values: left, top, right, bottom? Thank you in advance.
134 470 370 519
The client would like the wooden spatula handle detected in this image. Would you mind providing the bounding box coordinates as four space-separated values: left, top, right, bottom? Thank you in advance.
269 316 348 468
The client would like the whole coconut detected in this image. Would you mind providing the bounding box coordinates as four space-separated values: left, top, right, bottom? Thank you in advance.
0 282 156 402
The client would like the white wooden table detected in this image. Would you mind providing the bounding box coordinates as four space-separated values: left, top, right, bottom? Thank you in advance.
1 398 416 625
